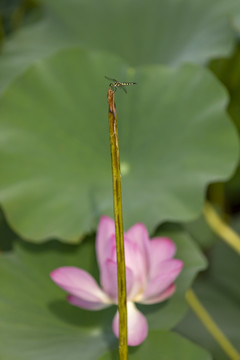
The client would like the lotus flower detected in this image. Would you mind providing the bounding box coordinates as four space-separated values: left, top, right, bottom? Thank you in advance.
50 216 183 346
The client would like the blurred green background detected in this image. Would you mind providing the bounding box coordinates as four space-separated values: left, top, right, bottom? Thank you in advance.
0 1 239 359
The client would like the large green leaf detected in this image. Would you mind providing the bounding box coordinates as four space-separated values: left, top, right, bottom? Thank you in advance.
1 0 240 93
0 228 206 360
0 236 116 360
0 8 77 94
0 48 238 241
43 0 240 67
175 240 240 360
183 214 219 250
99 331 212 360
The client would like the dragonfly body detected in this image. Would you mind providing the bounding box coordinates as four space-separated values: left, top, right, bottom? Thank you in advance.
105 76 136 93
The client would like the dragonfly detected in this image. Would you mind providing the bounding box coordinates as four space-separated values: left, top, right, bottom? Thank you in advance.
105 76 136 94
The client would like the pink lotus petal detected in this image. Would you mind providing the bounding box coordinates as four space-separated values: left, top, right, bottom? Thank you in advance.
96 216 115 267
112 302 148 346
139 284 176 304
111 236 147 288
100 259 134 301
125 237 147 280
67 295 111 310
50 266 110 303
126 223 150 273
149 237 176 278
104 236 147 300
142 259 183 301
124 237 148 297
102 234 117 263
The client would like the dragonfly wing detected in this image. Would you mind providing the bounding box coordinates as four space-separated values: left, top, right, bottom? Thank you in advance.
120 86 127 94
105 75 118 82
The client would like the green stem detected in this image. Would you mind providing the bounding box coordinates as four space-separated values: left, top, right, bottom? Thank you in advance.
204 201 240 255
107 89 128 360
186 289 240 360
